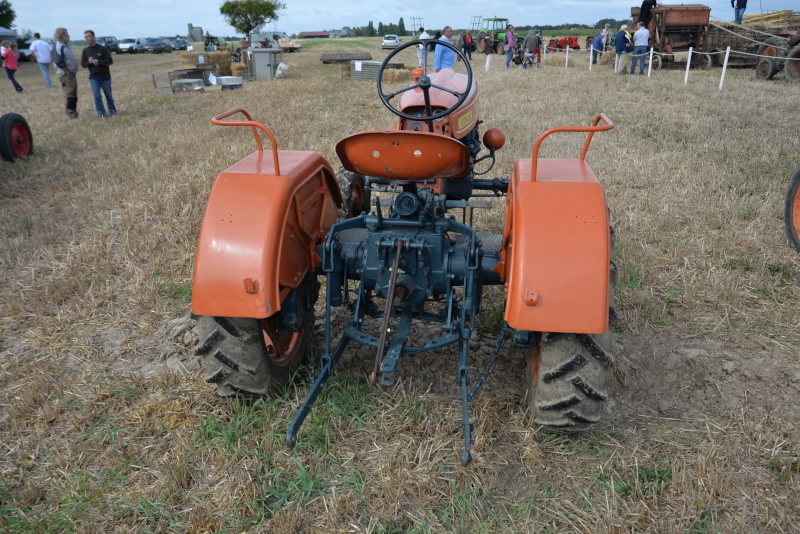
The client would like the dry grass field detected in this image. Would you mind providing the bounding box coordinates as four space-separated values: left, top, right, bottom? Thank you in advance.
1 41 799 532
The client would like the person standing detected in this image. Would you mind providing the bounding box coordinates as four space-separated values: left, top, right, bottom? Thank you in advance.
30 33 53 88
483 35 493 72
522 30 540 68
639 0 657 24
504 24 515 68
1 41 23 92
54 28 79 119
417 27 430 67
433 26 455 72
81 30 117 118
614 25 632 74
592 33 604 65
732 0 747 24
630 22 650 75
463 31 473 60
601 23 613 50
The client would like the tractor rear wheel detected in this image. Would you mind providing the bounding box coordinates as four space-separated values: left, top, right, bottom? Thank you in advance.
785 45 800 82
0 113 33 162
785 165 800 252
196 282 316 396
526 331 613 431
755 58 778 80
526 260 616 431
337 169 371 219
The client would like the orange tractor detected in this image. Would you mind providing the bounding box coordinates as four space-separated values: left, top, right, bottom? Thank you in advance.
192 39 616 465
547 36 582 52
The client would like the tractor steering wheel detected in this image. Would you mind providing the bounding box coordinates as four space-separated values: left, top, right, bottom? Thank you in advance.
377 39 473 122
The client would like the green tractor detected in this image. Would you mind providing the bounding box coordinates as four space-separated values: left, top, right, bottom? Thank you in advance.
471 16 511 54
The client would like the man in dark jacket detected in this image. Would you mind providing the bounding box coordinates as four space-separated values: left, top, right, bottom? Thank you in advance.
614 25 632 74
81 29 117 118
732 0 747 24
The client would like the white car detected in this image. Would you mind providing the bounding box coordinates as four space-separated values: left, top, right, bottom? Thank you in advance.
382 35 400 49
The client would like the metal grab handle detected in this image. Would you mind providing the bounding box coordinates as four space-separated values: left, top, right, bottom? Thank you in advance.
211 108 281 176
530 113 614 182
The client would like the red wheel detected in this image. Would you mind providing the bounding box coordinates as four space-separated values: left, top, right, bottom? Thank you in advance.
261 314 308 367
0 113 33 162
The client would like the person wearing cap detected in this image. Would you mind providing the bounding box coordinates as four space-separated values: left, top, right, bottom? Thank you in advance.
522 29 541 68
602 23 613 50
614 24 632 74
592 33 604 64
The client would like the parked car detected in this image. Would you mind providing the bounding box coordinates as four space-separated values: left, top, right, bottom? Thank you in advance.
18 40 34 62
118 38 143 53
171 38 189 50
96 36 120 54
382 35 401 49
142 37 169 53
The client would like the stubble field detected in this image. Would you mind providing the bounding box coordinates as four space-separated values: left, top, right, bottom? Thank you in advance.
0 41 799 532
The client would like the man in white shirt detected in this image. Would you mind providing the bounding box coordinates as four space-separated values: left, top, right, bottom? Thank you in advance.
630 22 650 75
30 33 53 88
417 27 430 67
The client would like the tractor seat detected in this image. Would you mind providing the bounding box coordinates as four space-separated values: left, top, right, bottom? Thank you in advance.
335 130 471 181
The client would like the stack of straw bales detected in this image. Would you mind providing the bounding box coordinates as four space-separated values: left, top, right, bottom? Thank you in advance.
181 51 234 76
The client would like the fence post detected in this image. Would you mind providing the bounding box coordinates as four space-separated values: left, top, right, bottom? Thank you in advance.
647 48 654 77
719 46 731 91
565 46 569 69
589 46 593 71
684 46 693 85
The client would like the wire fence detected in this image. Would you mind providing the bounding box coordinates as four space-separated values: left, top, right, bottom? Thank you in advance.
536 39 799 90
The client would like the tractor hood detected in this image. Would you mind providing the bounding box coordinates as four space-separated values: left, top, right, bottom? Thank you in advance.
398 69 479 140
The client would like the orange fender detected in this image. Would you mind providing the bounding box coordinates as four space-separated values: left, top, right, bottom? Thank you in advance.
192 109 341 319
502 115 613 334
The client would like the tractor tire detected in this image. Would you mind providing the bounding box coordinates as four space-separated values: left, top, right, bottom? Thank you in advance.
755 58 778 80
785 45 800 83
337 168 371 219
651 55 662 71
757 36 789 69
196 278 317 396
785 165 800 252
527 331 614 430
0 113 33 162
526 252 616 431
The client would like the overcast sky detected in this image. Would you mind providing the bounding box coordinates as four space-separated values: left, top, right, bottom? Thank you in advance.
11 0 798 39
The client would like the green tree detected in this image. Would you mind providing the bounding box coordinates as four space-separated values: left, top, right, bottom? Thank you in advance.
367 21 375 37
0 0 16 29
398 17 406 36
220 0 285 38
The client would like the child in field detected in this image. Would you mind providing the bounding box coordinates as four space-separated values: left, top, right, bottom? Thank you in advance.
1 40 23 92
